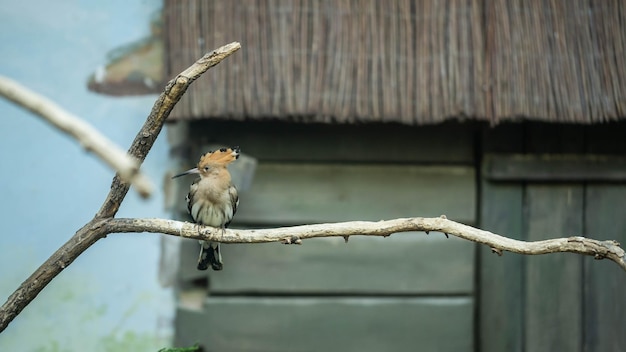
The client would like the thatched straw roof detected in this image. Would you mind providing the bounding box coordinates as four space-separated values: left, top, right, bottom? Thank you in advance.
165 0 626 125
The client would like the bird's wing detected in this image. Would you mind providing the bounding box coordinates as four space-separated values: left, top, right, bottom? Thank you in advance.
225 184 239 228
186 177 200 222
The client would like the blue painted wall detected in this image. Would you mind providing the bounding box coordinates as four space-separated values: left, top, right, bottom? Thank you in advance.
0 1 173 350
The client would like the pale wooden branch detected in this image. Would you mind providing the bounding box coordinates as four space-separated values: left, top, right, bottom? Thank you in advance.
95 41 242 219
105 217 626 271
0 42 242 333
1 39 623 339
0 75 153 197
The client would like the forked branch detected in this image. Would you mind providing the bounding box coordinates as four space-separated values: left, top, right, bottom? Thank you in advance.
1 41 625 338
0 42 242 333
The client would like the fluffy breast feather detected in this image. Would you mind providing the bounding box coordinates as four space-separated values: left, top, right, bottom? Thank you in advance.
186 179 238 228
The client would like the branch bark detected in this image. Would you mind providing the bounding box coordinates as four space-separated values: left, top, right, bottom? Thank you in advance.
95 41 242 219
105 217 626 271
0 42 241 333
0 75 153 197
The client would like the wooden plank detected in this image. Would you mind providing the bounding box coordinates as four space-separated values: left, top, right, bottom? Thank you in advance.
479 182 524 352
188 120 476 163
175 297 474 352
479 124 525 352
231 163 475 225
484 154 626 182
583 185 626 352
525 185 583 352
179 235 474 294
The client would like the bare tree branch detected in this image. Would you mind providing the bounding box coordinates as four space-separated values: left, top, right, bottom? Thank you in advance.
105 217 626 271
0 42 241 333
0 75 153 197
1 40 624 338
94 41 242 219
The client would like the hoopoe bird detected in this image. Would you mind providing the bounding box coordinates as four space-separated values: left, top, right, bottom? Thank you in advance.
173 147 240 270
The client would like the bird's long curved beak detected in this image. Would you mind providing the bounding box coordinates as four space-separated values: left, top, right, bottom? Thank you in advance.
172 167 199 179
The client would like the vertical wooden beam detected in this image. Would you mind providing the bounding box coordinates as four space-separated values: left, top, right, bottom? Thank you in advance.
524 122 585 352
480 123 524 352
583 123 626 352
583 189 626 351
479 182 524 352
524 185 583 352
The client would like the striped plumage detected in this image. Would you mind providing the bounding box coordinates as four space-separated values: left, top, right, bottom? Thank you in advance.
173 147 240 270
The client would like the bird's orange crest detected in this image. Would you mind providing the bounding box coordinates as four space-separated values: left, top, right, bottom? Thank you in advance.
198 146 240 167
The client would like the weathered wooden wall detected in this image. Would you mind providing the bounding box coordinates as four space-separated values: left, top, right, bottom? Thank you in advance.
171 121 477 352
480 123 626 352
169 120 626 351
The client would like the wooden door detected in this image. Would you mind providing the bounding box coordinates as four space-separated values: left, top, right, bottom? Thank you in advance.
480 152 626 352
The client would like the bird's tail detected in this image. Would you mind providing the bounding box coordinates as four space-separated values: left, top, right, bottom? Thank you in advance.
197 240 223 271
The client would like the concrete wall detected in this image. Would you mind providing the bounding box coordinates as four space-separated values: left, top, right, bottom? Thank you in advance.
0 1 173 350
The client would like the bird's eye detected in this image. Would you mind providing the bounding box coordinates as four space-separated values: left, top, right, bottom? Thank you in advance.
203 166 210 171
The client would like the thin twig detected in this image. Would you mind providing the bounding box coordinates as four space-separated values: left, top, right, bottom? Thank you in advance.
105 217 626 272
0 42 241 333
0 75 153 197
